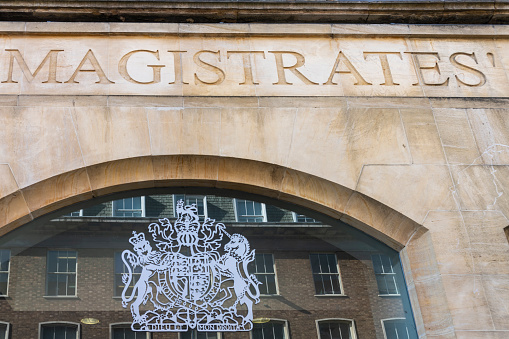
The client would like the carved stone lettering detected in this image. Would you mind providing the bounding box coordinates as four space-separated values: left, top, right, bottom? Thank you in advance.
66 49 114 84
405 52 449 86
227 51 265 85
2 49 63 84
364 52 402 86
269 51 318 85
193 50 225 85
0 40 497 96
118 50 165 84
449 52 487 87
168 50 189 85
325 51 371 86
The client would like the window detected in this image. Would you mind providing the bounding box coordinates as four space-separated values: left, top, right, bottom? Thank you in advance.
248 253 278 295
46 250 77 296
251 320 287 339
40 322 79 339
174 195 207 220
0 322 9 339
114 252 142 297
0 249 10 296
292 212 317 223
234 199 266 222
317 319 357 339
372 254 399 296
310 253 343 295
65 210 83 217
113 197 145 217
382 319 410 339
111 324 150 339
180 330 220 339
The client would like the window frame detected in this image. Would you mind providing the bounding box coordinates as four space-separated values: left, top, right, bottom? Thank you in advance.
249 318 289 339
371 254 400 297
250 253 279 296
38 321 80 339
233 199 267 222
178 330 222 339
381 318 410 339
113 251 142 298
0 249 11 297
45 249 78 298
291 212 317 223
110 322 152 339
315 318 358 339
309 253 345 296
0 321 10 339
112 196 146 217
173 195 208 220
66 210 83 217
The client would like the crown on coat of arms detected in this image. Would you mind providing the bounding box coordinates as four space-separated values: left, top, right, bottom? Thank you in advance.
128 231 146 246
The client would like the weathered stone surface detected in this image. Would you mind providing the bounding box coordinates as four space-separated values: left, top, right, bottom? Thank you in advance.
467 108 509 165
0 106 84 189
433 108 481 165
441 275 494 331
462 211 509 275
219 107 296 166
405 229 455 337
450 164 509 215
400 108 446 164
482 275 509 330
357 164 457 223
423 211 474 275
72 106 152 166
21 169 93 218
0 164 19 197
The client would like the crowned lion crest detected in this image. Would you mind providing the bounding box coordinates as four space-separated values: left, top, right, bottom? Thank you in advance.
121 200 261 332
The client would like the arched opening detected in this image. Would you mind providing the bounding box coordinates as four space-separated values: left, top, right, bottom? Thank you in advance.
0 187 419 339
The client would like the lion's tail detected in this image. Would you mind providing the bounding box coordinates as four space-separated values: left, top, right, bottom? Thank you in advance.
121 250 136 307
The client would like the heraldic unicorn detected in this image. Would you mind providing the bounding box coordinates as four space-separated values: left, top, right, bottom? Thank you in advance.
121 200 261 332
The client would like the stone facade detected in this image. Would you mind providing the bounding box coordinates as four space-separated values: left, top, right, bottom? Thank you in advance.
0 21 508 339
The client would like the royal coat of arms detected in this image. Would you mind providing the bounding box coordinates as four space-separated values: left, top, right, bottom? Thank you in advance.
120 200 261 332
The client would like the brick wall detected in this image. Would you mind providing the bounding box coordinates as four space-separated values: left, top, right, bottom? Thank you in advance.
0 234 408 338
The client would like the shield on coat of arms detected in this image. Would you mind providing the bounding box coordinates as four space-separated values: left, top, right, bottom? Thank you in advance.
167 253 216 301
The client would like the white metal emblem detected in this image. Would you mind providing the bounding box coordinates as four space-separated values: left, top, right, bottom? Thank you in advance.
121 200 261 332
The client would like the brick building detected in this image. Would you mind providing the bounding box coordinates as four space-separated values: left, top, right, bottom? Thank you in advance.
0 194 414 338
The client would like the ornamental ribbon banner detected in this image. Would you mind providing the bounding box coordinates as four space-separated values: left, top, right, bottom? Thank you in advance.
0 35 508 97
121 200 261 332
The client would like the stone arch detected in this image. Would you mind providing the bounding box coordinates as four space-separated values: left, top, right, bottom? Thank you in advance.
0 155 423 250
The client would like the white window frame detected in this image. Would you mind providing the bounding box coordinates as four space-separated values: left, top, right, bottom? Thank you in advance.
66 210 83 217
110 322 151 339
310 253 345 296
250 253 279 296
0 249 10 297
249 318 289 339
178 330 222 339
39 321 80 339
0 321 10 339
316 318 358 339
372 254 400 296
233 199 267 222
112 196 146 217
381 318 410 339
45 250 78 298
173 195 208 219
291 212 317 223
